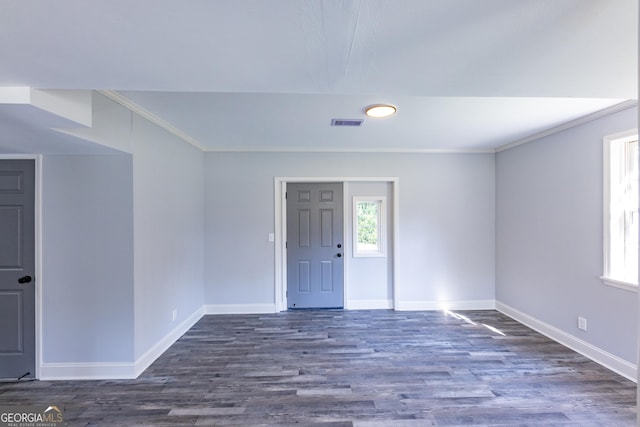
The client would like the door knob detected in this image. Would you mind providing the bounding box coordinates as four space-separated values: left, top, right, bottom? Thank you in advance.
337 244 342 248
18 275 32 284
336 253 342 258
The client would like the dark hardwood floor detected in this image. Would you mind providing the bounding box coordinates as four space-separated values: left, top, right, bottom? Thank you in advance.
0 310 636 426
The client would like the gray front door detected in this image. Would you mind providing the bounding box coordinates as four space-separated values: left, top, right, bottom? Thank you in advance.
287 182 344 309
0 160 35 380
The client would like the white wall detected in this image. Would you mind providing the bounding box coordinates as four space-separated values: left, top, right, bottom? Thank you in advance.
496 106 638 367
132 115 205 360
204 152 495 310
37 96 207 377
57 93 133 153
346 181 394 308
42 154 135 363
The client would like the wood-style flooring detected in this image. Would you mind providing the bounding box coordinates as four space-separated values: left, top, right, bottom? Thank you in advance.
0 310 636 426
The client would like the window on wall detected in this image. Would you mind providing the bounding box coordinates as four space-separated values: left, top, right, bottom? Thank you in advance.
602 129 639 291
353 197 386 257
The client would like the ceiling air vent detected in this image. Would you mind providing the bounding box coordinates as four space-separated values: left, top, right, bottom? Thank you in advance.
331 119 363 127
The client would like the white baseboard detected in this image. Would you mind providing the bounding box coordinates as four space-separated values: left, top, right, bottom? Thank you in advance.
347 299 394 310
42 300 635 384
38 304 276 380
204 303 277 314
134 306 204 378
40 306 206 380
496 301 637 382
396 299 496 311
39 362 137 381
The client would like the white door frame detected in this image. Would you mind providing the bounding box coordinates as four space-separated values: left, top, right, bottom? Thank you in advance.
0 154 42 379
274 177 399 312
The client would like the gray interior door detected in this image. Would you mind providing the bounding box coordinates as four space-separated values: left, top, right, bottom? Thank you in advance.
287 182 343 309
0 159 35 380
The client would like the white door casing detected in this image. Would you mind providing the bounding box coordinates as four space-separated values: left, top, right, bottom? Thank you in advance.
275 177 399 312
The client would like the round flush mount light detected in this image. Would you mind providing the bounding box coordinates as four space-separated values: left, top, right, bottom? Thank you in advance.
364 104 397 118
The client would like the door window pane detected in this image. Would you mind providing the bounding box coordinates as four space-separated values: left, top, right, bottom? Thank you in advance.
353 197 386 257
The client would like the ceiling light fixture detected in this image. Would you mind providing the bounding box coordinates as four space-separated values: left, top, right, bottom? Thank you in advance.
364 104 397 118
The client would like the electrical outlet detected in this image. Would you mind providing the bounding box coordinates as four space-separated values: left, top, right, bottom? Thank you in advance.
172 309 177 322
577 316 587 331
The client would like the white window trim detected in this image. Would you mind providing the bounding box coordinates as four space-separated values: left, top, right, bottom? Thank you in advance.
602 128 638 292
353 196 387 258
600 276 638 293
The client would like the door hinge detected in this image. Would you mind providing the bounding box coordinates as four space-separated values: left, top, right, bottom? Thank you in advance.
285 191 287 199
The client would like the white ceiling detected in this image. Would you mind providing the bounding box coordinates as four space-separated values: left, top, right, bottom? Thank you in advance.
0 0 637 154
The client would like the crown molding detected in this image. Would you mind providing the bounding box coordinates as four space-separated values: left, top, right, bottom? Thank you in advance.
96 90 206 151
495 99 638 153
203 146 495 154
97 91 637 155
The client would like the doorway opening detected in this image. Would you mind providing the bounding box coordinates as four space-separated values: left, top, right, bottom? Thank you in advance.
274 177 399 312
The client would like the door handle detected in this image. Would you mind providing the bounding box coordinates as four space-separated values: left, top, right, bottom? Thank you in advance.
18 275 32 284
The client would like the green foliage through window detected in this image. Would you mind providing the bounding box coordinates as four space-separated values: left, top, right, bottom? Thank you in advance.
357 202 378 245
353 196 386 257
